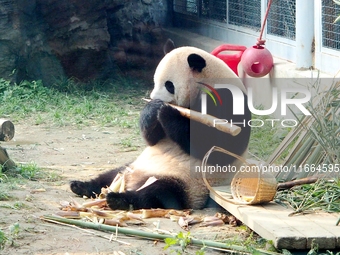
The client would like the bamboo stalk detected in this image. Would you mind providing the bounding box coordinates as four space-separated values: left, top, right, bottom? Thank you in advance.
266 116 313 166
297 144 324 179
268 80 340 182
142 99 241 136
283 136 315 181
41 215 280 254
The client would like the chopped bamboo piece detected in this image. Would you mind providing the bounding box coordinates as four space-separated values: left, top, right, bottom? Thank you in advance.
82 199 107 208
141 209 190 219
109 173 124 192
143 99 241 136
104 219 128 227
55 211 80 218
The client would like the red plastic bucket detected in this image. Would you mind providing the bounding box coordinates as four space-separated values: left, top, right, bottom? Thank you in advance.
211 44 247 76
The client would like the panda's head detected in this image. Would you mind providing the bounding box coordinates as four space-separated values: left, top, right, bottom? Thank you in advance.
150 46 241 108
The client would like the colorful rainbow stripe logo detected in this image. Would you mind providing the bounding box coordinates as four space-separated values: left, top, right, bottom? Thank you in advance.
198 82 223 106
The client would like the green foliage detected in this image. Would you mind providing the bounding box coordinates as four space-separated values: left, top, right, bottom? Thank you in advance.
0 78 147 173
304 81 340 165
0 202 27 210
119 137 139 150
1 160 46 200
275 79 340 178
0 77 146 130
164 232 195 255
15 162 41 180
1 162 41 181
0 223 20 250
223 228 279 254
0 79 50 118
0 229 7 250
2 162 62 184
195 246 207 255
0 187 10 201
306 239 340 255
0 164 7 183
275 178 340 214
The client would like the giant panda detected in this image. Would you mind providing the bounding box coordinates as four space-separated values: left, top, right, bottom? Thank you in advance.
70 44 251 210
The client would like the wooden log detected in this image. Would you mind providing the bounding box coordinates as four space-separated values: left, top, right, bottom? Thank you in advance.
277 175 321 190
143 99 241 136
0 119 15 141
0 146 16 171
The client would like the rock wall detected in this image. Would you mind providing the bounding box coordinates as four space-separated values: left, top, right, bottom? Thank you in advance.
0 0 170 86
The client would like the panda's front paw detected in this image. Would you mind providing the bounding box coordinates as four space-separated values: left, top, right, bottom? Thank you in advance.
144 99 166 116
140 99 166 145
158 104 188 131
157 104 181 122
158 104 190 153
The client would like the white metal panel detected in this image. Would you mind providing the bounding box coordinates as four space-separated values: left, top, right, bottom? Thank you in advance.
314 0 340 76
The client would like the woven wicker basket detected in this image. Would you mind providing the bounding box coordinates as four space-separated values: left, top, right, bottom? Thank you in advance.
231 170 277 205
202 146 277 205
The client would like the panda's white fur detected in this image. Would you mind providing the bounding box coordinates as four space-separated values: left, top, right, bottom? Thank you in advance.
124 139 207 209
134 46 248 208
70 45 251 210
151 46 246 108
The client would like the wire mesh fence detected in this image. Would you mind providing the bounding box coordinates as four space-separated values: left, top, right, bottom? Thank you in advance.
201 0 227 21
173 0 340 52
267 0 296 40
173 0 227 21
228 0 261 31
173 0 198 15
322 0 340 50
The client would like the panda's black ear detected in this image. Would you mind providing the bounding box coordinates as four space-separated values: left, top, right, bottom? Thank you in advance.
187 54 206 72
163 39 175 55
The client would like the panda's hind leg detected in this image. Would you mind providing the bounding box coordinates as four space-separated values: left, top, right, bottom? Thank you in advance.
70 166 124 198
106 177 189 210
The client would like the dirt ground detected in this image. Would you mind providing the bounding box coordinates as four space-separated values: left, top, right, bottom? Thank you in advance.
0 123 250 255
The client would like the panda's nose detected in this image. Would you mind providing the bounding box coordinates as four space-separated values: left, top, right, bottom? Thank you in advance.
150 87 174 103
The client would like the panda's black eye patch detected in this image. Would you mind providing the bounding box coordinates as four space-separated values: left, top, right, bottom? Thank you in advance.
165 81 175 94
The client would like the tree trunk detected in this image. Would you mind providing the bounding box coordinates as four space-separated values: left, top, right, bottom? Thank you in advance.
0 146 16 171
0 119 15 141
